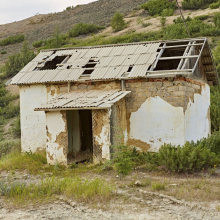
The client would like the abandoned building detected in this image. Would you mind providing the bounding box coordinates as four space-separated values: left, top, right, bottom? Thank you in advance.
10 37 218 165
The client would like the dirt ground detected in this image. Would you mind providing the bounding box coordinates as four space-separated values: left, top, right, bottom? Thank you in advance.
1 169 220 219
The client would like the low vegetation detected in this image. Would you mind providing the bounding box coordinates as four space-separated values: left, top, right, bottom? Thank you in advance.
102 130 220 176
141 0 176 16
0 176 112 206
182 0 217 9
2 41 36 78
0 34 25 46
111 11 126 31
69 23 105 37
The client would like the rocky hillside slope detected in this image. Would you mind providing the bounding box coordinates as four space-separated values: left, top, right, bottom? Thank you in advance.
0 0 147 64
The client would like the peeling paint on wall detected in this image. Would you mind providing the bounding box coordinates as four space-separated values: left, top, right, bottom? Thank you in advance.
46 111 68 165
92 109 111 163
129 96 185 152
185 83 211 142
128 83 211 152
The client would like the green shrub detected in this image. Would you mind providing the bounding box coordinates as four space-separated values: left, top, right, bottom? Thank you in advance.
65 6 74 10
69 23 105 37
161 8 175 17
3 41 36 78
194 15 209 20
182 0 217 9
0 34 25 46
210 1 220 8
1 51 6 55
165 17 220 40
160 17 166 27
111 11 126 32
145 143 220 173
210 83 220 131
32 40 43 48
141 0 176 16
213 12 220 28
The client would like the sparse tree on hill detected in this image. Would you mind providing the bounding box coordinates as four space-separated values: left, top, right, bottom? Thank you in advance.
111 11 126 32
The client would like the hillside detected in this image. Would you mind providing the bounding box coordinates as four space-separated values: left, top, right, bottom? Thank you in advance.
0 0 147 64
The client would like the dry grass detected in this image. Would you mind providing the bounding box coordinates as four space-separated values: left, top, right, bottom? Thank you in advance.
124 175 220 203
0 150 100 177
0 176 113 207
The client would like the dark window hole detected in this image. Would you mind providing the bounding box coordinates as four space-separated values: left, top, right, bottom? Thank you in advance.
40 55 69 70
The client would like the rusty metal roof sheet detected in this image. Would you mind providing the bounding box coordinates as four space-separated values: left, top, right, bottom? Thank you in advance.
35 89 130 111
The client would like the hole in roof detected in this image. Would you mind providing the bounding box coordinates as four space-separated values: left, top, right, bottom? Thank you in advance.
40 55 70 70
81 58 98 75
82 69 94 75
127 66 133 72
154 42 198 71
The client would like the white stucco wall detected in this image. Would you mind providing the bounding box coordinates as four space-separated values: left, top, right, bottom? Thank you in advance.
130 96 185 151
46 111 67 165
20 84 47 152
185 84 211 142
129 84 211 151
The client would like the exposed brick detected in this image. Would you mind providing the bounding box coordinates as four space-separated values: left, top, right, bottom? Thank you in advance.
163 81 173 87
88 85 95 90
168 86 179 92
178 86 187 91
148 87 158 92
175 91 186 96
78 84 87 90
70 85 77 91
142 82 154 87
60 87 68 92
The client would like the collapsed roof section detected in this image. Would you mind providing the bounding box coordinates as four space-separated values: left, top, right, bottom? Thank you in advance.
34 89 131 111
10 38 218 86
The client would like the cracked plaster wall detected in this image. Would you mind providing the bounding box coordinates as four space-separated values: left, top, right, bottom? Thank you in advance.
127 79 211 152
46 111 68 165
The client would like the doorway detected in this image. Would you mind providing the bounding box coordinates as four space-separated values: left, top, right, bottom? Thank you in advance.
67 110 93 163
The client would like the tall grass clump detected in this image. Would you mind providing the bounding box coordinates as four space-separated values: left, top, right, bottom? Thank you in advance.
0 176 112 206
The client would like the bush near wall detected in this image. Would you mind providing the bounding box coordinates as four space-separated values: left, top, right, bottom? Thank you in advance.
0 35 25 46
108 133 220 175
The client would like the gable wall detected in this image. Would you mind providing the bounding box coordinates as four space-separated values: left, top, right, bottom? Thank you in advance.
124 78 211 152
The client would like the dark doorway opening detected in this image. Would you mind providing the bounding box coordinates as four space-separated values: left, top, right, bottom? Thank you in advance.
67 110 93 164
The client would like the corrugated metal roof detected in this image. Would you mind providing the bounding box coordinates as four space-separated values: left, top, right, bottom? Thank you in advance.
10 38 218 85
35 89 130 110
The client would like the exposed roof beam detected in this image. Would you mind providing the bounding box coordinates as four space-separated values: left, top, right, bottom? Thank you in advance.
159 55 199 60
158 43 203 49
